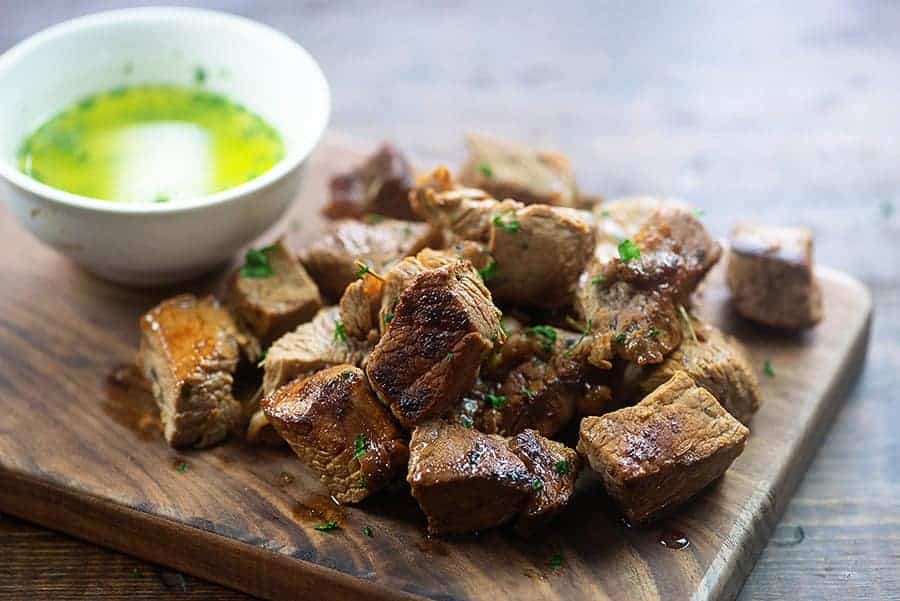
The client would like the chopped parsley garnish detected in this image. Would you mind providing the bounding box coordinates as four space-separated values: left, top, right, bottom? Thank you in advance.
356 474 367 489
527 325 557 352
363 213 385 224
554 459 570 475
548 552 563 570
383 310 394 324
500 321 510 336
314 520 339 531
240 246 276 278
362 526 374 537
693 208 706 218
599 210 611 218
614 332 627 345
486 392 508 409
354 262 372 279
445 351 454 361
256 349 268 368
618 239 641 262
520 387 536 400
492 211 520 233
175 461 188 473
194 66 207 84
352 433 368 459
563 318 592 357
459 414 474 428
532 478 543 491
648 327 660 338
333 320 348 343
763 359 775 378
478 162 493 177
478 257 498 282
591 274 606 284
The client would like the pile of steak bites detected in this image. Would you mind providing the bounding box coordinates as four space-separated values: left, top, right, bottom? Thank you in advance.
139 133 806 536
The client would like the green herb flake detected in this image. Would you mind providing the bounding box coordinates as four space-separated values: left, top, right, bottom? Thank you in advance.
532 478 543 491
614 332 627 345
131 567 143 578
314 519 339 531
500 321 510 336
693 208 706 218
353 433 368 459
240 247 275 278
383 310 394 324
194 66 207 84
520 386 536 400
333 320 348 343
553 459 570 475
648 327 660 338
256 348 268 368
459 414 474 429
478 163 494 177
763 359 775 378
548 552 564 570
478 257 498 282
356 474 368 489
492 211 521 233
486 392 508 410
364 213 385 224
618 238 641 262
354 262 372 279
175 461 188 473
591 274 605 285
362 526 374 537
527 325 558 352
599 210 611 218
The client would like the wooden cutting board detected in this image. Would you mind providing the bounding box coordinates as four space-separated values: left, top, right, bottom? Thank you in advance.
0 135 873 601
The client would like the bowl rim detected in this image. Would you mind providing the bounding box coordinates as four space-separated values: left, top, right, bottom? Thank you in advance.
0 6 330 215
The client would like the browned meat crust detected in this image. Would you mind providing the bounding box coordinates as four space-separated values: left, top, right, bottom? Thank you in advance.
577 371 749 524
225 239 322 348
407 420 531 535
324 143 418 221
366 261 504 428
301 218 442 301
726 223 823 329
263 365 408 503
138 294 243 448
507 429 580 534
459 133 580 207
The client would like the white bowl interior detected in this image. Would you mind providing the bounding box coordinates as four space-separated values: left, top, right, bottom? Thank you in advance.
0 7 329 203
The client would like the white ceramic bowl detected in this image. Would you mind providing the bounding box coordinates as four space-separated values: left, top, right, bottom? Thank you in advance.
0 7 329 285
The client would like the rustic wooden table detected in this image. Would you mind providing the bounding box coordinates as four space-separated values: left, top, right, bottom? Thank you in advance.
1 1 898 599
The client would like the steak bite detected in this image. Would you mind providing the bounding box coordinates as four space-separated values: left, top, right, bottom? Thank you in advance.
366 261 504 428
338 272 384 343
577 371 749 524
593 197 692 261
412 167 595 309
301 218 442 301
138 294 243 448
632 319 761 425
458 133 580 207
407 420 532 535
263 365 408 503
726 223 823 329
226 239 322 348
262 306 370 396
576 207 720 366
508 429 580 533
324 143 418 221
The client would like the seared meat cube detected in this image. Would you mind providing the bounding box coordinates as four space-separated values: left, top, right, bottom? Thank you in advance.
726 223 823 329
301 218 442 301
138 294 243 448
324 143 417 221
576 207 720 366
508 429 580 533
593 197 691 261
633 319 761 425
366 261 503 428
262 307 370 396
412 168 595 309
407 420 531 535
263 365 408 503
226 239 322 348
338 272 384 343
459 133 579 207
577 371 749 524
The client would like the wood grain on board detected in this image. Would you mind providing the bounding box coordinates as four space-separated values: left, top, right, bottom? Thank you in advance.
0 138 872 601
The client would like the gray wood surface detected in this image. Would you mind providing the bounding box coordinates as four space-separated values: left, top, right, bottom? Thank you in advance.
1 1 898 599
